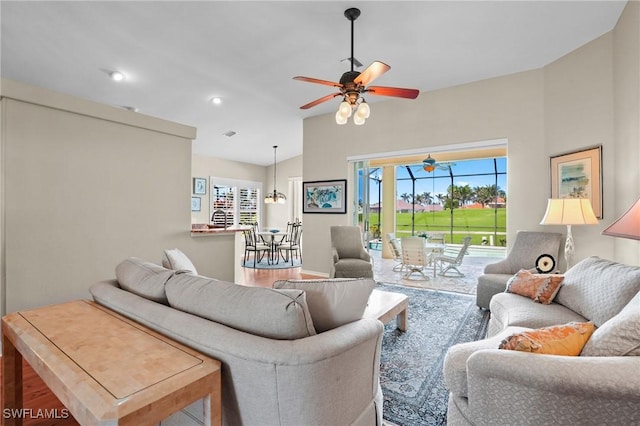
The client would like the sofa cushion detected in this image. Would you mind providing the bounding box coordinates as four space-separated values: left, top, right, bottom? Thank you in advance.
556 256 640 326
498 322 595 355
488 292 587 337
273 278 374 333
581 291 640 356
161 248 198 275
165 273 316 339
506 269 564 304
443 326 529 398
115 258 177 304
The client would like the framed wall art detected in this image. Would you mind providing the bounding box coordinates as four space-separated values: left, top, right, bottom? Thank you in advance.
303 179 347 214
193 177 207 195
191 196 201 212
550 145 602 219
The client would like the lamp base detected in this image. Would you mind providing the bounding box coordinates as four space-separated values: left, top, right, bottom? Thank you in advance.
564 224 574 270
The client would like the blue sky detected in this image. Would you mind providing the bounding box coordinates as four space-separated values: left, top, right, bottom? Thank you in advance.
366 157 507 204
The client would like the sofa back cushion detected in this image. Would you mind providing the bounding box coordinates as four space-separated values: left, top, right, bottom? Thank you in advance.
581 290 640 356
555 256 640 326
273 278 375 332
161 248 198 275
115 258 177 304
165 274 316 339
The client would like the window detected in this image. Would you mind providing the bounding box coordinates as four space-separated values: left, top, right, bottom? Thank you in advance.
210 177 262 227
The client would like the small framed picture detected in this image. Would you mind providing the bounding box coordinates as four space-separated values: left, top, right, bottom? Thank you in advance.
303 179 347 214
193 177 206 195
191 196 201 212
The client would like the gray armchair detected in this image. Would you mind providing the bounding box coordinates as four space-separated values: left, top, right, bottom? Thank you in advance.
476 231 562 309
330 226 374 278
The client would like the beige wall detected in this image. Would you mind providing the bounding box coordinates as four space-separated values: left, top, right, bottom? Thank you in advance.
301 2 640 275
0 80 236 314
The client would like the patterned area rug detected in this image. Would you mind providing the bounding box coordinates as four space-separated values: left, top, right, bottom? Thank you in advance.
241 257 301 269
377 283 490 426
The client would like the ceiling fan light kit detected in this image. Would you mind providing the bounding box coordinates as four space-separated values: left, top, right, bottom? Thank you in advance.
294 7 419 126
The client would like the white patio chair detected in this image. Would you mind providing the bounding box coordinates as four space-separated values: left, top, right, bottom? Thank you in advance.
437 236 472 277
386 232 404 272
400 236 432 280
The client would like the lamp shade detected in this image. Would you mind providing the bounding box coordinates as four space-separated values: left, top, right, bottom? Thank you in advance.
540 198 598 225
602 197 640 240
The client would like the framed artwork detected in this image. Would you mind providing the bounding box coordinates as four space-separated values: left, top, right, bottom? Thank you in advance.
303 179 347 214
191 196 201 212
193 177 206 195
550 145 602 219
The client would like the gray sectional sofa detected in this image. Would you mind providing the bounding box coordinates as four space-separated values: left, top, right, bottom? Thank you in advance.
90 258 384 426
444 256 640 425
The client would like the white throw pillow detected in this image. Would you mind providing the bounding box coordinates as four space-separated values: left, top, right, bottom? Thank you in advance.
273 278 375 333
162 248 198 275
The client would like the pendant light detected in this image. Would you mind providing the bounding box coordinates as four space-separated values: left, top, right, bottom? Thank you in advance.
264 145 286 204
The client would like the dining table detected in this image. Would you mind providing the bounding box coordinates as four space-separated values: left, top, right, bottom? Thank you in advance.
257 230 287 264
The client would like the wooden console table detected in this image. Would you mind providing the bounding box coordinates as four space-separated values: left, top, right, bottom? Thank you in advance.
2 300 221 426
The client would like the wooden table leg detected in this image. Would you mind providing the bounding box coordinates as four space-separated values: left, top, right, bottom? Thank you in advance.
396 307 408 332
204 369 222 426
2 331 23 426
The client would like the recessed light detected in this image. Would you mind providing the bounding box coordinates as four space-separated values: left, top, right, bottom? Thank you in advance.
223 130 236 137
120 106 138 112
110 71 126 82
211 97 222 105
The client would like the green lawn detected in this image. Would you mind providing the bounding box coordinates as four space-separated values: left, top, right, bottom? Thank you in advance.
367 208 507 246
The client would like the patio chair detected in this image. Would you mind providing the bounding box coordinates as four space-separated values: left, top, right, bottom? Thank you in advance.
330 226 373 278
437 236 472 277
386 232 404 272
400 236 431 280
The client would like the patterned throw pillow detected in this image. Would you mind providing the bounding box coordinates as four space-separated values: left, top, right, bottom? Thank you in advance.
505 269 564 304
499 322 595 356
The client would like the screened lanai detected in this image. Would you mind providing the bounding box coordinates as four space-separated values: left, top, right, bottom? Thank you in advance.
362 156 507 250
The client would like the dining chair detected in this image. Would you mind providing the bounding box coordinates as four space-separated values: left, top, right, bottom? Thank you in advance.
400 236 431 280
437 236 472 277
243 229 270 267
279 223 302 264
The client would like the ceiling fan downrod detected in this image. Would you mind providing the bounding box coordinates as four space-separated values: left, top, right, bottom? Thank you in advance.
344 8 360 73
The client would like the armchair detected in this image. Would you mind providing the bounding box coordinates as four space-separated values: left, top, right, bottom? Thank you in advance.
476 231 562 309
330 226 374 278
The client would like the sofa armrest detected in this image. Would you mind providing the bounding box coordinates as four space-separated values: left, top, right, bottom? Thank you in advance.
482 259 513 274
332 247 339 262
466 349 640 425
359 249 371 262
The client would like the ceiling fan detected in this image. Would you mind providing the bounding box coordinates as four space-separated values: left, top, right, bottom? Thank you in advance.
294 7 420 125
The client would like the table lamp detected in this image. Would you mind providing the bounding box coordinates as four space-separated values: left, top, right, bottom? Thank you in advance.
602 197 640 240
540 198 598 269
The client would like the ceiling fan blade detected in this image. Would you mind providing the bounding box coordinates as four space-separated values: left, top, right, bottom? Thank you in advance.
293 76 342 88
354 61 390 86
366 86 420 99
300 93 342 110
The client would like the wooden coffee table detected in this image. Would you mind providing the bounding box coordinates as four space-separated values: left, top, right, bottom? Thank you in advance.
363 289 409 331
2 300 221 426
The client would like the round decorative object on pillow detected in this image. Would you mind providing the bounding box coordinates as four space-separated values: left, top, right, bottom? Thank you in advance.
535 254 556 273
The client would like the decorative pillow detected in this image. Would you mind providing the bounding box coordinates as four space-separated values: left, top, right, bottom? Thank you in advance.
556 256 640 326
162 248 198 275
581 291 640 356
272 278 375 333
499 322 595 356
505 269 564 304
166 273 316 340
115 258 176 304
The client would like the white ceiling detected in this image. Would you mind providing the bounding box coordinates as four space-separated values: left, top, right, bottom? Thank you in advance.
1 1 626 166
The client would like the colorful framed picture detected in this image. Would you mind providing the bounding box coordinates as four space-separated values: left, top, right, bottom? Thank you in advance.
193 177 206 195
550 145 602 219
303 179 347 214
191 196 201 212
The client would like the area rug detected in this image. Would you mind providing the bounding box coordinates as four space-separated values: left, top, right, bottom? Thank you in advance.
241 257 301 269
377 282 490 426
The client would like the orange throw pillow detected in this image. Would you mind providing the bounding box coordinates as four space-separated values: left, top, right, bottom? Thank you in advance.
506 269 564 304
499 322 596 356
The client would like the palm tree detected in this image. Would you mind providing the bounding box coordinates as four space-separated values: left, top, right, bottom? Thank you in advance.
400 193 412 204
420 191 433 205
